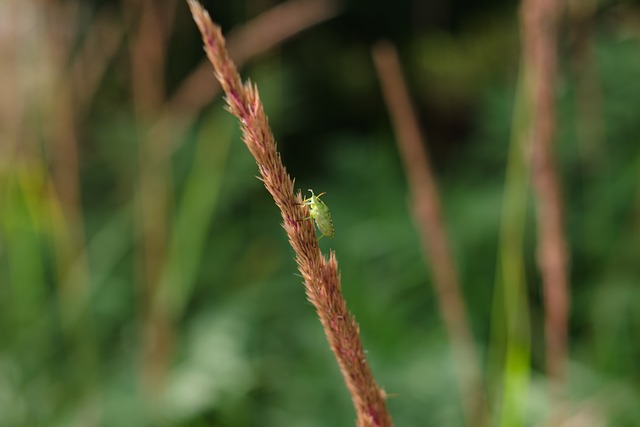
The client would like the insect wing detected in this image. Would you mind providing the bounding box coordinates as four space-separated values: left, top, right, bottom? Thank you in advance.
313 198 334 238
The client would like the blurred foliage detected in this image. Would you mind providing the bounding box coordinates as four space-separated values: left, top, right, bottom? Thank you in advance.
1 0 640 426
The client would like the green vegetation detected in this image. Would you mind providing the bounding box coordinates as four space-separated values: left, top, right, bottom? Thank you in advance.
1 0 639 426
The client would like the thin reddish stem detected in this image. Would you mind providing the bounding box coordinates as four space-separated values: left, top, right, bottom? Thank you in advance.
372 41 486 427
521 0 569 397
187 2 393 426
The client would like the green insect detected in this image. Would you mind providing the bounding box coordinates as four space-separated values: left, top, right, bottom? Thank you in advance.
301 189 334 239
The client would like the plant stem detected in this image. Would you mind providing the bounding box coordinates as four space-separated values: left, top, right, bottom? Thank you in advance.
372 40 486 427
187 2 393 425
520 0 569 395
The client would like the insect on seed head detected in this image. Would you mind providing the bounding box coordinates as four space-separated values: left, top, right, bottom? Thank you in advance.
300 188 334 239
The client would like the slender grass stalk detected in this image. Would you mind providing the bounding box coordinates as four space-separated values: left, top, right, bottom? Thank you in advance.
372 41 486 427
187 2 393 425
520 0 569 398
127 0 176 396
157 110 235 321
491 65 533 427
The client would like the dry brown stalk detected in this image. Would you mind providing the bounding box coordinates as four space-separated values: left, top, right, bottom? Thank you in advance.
521 0 569 396
372 41 486 427
187 2 393 426
127 0 177 395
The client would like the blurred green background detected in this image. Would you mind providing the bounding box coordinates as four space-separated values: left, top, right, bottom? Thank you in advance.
1 0 640 425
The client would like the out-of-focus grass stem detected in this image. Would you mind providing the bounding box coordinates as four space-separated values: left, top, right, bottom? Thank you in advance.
491 66 532 427
126 0 176 400
521 0 569 408
372 40 486 427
